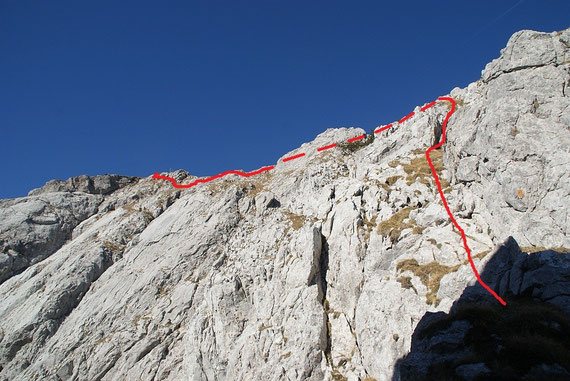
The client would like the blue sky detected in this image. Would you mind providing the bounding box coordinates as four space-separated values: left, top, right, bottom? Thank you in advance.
1 1 568 199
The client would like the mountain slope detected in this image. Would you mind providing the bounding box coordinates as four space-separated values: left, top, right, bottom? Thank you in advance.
0 28 569 381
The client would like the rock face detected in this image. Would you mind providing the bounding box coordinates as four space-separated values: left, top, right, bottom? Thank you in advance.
0 192 102 284
0 29 569 381
0 175 139 285
28 174 139 196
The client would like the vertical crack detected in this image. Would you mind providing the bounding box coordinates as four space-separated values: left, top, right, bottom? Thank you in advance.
319 234 329 299
318 233 333 367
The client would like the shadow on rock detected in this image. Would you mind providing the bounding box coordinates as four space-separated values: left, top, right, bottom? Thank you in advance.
392 236 570 381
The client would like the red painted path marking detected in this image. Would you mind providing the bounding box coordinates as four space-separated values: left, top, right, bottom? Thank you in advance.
347 134 366 143
317 143 337 152
152 98 507 306
153 166 274 189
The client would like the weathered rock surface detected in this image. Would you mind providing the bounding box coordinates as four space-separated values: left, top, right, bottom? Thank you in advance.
0 192 103 284
28 174 139 196
0 28 568 380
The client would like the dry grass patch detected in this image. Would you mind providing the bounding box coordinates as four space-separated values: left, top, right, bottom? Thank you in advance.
427 238 443 249
396 259 460 306
454 97 466 107
258 323 273 332
396 275 418 294
279 351 291 360
122 203 138 215
376 207 418 243
385 175 401 186
103 240 124 253
331 369 348 381
207 180 234 197
388 160 400 168
284 211 306 231
244 172 274 198
156 285 170 298
520 246 570 254
141 208 154 223
412 225 426 235
473 249 492 260
402 149 444 187
359 215 377 241
337 134 374 154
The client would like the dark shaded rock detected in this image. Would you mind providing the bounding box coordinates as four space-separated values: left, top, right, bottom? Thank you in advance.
394 237 570 381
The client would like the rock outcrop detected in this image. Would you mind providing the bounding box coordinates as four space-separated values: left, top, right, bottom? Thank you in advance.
28 174 139 196
0 28 569 380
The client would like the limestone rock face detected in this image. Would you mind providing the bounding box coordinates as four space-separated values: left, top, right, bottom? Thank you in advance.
28 174 139 196
0 192 103 284
0 29 569 381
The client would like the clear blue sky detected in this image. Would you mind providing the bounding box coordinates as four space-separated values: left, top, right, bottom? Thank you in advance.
1 1 568 198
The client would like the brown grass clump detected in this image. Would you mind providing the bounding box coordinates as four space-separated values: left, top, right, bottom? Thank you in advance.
520 246 570 254
412 225 426 235
244 171 273 197
330 369 348 381
359 215 377 241
376 207 417 243
402 149 444 187
258 323 273 332
454 97 466 107
385 176 401 186
337 134 374 154
156 285 170 298
387 150 451 191
122 203 138 215
396 276 418 294
284 211 306 231
279 351 291 360
396 259 460 306
103 240 124 253
473 249 491 260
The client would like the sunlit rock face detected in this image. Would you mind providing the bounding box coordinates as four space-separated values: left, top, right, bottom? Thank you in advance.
0 28 568 381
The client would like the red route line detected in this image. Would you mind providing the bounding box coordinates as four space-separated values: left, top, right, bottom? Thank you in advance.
317 143 337 151
347 134 365 143
428 97 506 306
152 166 275 189
398 111 415 123
375 123 393 134
421 101 436 111
153 98 506 306
282 153 306 162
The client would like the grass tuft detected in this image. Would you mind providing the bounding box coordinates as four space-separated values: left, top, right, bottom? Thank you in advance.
402 149 444 187
396 276 418 294
376 207 417 243
337 134 374 154
520 246 570 254
103 240 124 253
284 211 306 230
396 259 460 306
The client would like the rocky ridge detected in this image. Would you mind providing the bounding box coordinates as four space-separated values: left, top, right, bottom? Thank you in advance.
0 28 569 380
